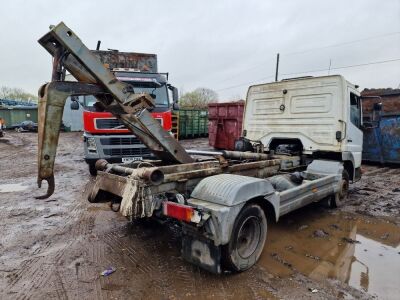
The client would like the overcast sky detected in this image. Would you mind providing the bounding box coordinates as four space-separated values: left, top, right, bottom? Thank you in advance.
0 0 399 100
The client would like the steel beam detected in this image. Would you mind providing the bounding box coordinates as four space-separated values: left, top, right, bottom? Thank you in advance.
38 22 193 164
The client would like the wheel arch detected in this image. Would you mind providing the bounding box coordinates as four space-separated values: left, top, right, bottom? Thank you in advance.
268 137 304 152
247 196 278 224
189 174 280 246
343 160 354 181
341 151 357 181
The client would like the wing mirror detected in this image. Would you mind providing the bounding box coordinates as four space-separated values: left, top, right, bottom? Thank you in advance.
70 97 80 110
172 102 180 110
168 84 179 103
372 102 382 122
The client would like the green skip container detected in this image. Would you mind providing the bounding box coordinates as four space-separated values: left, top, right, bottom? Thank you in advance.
178 109 208 139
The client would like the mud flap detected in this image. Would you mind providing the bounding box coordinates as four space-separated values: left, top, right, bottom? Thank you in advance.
181 235 221 274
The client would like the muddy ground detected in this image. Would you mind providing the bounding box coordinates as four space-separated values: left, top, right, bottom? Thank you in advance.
0 131 399 300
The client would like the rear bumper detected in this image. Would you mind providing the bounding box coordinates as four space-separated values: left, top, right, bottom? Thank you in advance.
181 234 221 274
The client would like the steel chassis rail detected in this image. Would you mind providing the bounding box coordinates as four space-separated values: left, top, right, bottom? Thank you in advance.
89 159 281 219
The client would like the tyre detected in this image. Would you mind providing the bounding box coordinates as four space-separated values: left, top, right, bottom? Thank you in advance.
328 169 349 208
222 204 267 272
88 162 97 176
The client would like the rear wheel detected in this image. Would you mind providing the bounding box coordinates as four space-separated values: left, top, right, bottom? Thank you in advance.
328 170 349 208
222 204 267 272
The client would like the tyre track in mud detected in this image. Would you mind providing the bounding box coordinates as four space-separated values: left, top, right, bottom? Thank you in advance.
346 164 400 219
97 222 276 299
0 132 93 299
1 133 262 299
6 204 88 299
99 228 175 298
1 133 398 299
27 203 97 299
8 209 95 299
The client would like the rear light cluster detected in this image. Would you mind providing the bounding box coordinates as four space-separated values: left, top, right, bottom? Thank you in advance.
163 201 201 223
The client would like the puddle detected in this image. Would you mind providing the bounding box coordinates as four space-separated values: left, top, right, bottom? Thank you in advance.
259 206 400 299
0 183 28 193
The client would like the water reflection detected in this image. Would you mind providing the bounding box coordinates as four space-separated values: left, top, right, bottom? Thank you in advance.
258 206 400 299
0 183 28 193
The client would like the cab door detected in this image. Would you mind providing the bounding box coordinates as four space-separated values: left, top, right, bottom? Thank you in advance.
344 87 363 168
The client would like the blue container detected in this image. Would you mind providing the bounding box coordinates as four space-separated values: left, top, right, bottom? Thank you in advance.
362 114 400 164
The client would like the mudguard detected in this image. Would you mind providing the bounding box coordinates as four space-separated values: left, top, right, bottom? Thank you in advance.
191 174 276 206
188 174 279 246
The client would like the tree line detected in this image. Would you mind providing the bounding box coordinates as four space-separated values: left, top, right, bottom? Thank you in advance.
179 87 218 109
0 86 38 102
0 85 221 109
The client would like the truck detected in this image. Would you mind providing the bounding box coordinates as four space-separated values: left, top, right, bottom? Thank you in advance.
36 22 361 274
238 75 363 191
70 50 179 175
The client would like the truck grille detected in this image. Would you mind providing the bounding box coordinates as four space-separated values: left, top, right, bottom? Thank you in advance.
100 137 142 146
103 148 151 156
95 118 126 129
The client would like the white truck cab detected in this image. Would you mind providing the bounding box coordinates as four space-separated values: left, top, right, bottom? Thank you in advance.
243 75 363 181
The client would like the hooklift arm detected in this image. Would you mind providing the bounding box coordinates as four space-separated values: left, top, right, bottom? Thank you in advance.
36 22 193 199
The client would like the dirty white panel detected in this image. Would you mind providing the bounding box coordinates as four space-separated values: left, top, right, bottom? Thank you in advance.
243 75 346 152
252 97 284 115
291 94 332 114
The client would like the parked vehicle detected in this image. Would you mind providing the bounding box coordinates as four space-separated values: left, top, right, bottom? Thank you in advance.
70 50 179 176
239 75 363 184
9 120 38 132
8 120 66 133
36 23 360 274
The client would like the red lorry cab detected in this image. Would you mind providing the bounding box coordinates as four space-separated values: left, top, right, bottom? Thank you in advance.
83 110 172 134
80 50 179 176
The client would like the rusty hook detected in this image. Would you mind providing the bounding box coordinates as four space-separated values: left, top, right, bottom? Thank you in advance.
35 175 55 199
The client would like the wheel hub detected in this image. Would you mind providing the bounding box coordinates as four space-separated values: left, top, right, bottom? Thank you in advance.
236 216 261 259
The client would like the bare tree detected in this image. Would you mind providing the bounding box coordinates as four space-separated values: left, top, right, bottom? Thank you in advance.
180 88 218 109
0 86 38 102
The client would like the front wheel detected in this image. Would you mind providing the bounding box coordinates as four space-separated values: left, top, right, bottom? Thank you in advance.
328 170 349 208
222 204 267 272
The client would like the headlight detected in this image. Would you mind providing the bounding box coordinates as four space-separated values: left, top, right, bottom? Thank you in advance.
87 137 97 152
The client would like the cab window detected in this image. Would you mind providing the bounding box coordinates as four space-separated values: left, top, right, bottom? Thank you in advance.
350 92 361 128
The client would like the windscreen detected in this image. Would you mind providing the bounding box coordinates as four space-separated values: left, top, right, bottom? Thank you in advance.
82 83 169 108
129 83 169 107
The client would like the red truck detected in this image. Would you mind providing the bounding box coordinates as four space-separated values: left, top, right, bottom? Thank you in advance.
71 50 179 175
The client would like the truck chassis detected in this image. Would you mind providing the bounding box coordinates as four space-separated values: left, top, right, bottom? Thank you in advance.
88 157 342 273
